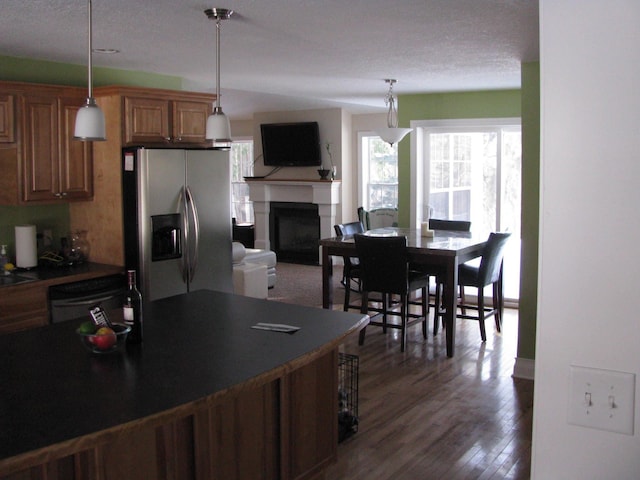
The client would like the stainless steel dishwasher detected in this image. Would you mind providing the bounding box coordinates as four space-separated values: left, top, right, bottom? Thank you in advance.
49 274 126 323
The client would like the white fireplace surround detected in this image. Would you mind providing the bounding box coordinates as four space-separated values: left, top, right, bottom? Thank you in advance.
247 180 341 258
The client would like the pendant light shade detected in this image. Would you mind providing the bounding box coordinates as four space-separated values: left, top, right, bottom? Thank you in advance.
74 0 106 141
205 8 233 150
375 79 411 146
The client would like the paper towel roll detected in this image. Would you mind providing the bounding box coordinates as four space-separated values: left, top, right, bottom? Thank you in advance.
15 224 38 268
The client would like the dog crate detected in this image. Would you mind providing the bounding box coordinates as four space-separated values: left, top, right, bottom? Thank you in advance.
338 352 359 442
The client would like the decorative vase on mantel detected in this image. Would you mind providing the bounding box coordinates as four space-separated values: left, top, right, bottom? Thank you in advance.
318 168 331 180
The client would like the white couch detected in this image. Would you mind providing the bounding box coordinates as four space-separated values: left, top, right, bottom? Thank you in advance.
232 242 277 298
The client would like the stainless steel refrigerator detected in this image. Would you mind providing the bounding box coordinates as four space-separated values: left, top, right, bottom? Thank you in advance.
122 147 232 301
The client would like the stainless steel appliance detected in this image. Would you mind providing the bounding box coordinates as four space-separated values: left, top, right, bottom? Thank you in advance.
49 274 126 323
122 147 232 301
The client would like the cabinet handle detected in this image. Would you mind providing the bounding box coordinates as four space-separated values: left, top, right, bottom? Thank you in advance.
164 137 171 142
175 137 182 142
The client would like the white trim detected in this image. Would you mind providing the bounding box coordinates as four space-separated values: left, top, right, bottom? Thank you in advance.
512 357 535 380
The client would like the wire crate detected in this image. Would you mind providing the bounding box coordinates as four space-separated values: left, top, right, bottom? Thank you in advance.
338 352 359 442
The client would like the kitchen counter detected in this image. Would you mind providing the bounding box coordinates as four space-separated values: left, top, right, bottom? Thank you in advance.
0 262 123 334
0 289 368 479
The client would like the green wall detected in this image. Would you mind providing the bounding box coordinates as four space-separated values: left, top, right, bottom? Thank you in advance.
0 55 183 261
396 76 540 362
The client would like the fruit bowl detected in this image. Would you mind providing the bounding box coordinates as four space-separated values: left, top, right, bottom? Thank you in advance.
76 323 131 354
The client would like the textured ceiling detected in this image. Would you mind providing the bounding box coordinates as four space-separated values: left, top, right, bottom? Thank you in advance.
1 0 539 119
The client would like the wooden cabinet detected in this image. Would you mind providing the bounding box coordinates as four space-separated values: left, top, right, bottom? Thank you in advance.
0 81 93 204
0 282 49 334
0 93 15 143
124 94 212 145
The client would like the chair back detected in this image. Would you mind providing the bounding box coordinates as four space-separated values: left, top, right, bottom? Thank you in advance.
334 221 365 237
428 219 471 232
354 234 409 295
477 232 512 286
364 208 399 229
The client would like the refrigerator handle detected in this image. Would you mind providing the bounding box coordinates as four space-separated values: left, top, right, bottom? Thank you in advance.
185 186 200 282
180 186 189 283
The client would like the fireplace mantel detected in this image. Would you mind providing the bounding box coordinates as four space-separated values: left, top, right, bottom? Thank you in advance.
247 179 341 259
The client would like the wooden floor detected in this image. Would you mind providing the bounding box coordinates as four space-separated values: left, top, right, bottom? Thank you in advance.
325 306 533 480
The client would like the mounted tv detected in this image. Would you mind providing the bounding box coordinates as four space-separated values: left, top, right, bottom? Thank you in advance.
260 122 322 167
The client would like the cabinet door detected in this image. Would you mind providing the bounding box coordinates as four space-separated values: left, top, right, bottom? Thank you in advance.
172 100 211 144
59 97 93 200
124 96 170 145
0 94 15 143
22 95 59 202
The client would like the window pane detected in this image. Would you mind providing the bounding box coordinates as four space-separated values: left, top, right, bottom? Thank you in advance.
362 135 399 210
231 141 254 224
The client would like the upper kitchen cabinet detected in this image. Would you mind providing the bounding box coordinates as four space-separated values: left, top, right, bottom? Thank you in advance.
0 81 93 205
0 94 16 143
22 93 93 203
121 89 214 146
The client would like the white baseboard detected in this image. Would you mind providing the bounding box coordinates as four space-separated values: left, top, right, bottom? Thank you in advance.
512 357 535 380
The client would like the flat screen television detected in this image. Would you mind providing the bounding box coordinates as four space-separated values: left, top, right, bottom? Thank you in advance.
260 122 322 167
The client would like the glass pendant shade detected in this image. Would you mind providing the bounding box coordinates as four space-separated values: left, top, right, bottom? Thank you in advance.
206 106 232 150
74 0 106 141
376 126 412 146
205 8 233 150
74 98 106 140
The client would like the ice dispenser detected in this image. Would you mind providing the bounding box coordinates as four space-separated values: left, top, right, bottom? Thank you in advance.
151 214 182 261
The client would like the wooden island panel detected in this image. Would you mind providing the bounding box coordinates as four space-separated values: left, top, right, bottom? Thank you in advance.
0 291 366 480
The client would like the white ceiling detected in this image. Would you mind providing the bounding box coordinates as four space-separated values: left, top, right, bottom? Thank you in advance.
1 0 539 120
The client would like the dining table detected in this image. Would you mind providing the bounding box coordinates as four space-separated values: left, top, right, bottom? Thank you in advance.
319 227 490 357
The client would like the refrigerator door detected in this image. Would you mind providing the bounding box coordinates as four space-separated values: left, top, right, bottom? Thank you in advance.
141 149 189 301
185 150 232 293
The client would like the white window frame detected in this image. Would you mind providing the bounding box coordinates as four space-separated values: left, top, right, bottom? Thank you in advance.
357 131 399 211
230 138 254 224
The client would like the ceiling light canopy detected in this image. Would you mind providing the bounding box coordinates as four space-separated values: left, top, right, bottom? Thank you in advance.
375 79 412 146
205 7 233 150
74 0 106 141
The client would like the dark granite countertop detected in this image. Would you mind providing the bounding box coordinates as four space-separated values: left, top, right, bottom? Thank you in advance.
0 262 123 288
0 289 368 463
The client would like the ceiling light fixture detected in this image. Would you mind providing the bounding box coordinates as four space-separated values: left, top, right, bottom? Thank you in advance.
74 0 106 141
375 79 412 146
205 7 233 150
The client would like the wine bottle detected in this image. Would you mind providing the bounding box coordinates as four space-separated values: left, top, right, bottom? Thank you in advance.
123 270 143 344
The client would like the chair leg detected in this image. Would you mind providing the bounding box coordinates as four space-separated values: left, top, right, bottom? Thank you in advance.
382 294 388 333
493 281 502 332
478 289 487 342
343 280 351 311
359 291 368 345
400 295 407 352
421 287 428 339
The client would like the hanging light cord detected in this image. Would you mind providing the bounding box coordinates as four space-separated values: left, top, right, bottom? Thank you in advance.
87 0 94 100
215 16 222 109
384 80 398 129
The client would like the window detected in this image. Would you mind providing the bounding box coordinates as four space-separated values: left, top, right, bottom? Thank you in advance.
230 140 254 224
359 134 398 210
412 119 521 302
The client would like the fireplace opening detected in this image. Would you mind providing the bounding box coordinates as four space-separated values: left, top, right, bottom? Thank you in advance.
270 202 320 265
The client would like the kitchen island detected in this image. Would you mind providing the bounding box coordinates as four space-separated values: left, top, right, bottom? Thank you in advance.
0 289 368 480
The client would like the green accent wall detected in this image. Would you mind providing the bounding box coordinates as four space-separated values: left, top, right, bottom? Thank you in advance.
0 55 183 262
395 76 540 362
0 55 182 90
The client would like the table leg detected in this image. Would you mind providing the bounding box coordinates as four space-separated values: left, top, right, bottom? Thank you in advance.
322 247 333 309
443 257 459 357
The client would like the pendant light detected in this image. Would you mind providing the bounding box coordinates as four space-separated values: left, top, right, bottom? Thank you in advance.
74 0 106 141
205 8 233 150
375 79 412 146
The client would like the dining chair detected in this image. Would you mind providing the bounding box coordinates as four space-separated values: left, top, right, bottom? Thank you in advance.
354 234 429 352
357 207 398 230
428 218 471 232
334 221 365 311
455 232 512 341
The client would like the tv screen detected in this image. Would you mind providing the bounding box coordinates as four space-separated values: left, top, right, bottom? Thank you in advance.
260 122 322 167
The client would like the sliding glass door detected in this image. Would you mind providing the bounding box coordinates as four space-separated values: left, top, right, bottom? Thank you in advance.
419 120 521 302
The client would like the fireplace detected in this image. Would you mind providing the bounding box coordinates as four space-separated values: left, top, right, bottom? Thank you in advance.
270 202 320 264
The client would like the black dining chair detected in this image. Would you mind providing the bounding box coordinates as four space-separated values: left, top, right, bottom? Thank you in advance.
428 218 472 232
334 221 365 311
354 234 429 352
455 232 511 341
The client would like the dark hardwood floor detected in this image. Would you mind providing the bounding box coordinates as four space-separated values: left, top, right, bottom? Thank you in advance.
326 307 533 480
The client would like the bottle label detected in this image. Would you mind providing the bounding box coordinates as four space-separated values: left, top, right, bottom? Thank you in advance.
123 306 134 323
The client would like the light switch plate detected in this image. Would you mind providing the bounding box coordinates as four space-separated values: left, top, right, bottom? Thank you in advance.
568 365 635 435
